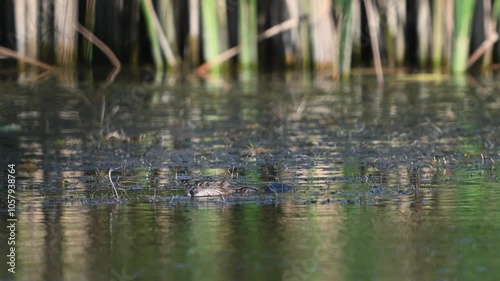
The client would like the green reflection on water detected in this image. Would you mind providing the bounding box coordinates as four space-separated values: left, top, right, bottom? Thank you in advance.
1 75 500 281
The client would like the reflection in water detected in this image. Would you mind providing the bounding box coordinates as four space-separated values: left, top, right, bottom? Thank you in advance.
0 75 500 281
10 196 500 281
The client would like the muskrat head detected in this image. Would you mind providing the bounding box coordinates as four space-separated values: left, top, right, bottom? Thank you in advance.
186 180 233 197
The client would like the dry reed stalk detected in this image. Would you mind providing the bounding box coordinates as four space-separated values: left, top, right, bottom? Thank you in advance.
417 0 431 67
14 0 26 71
468 32 499 68
299 0 311 71
26 0 38 61
0 46 55 71
54 0 77 67
284 0 300 65
188 0 200 66
310 1 335 69
363 0 384 84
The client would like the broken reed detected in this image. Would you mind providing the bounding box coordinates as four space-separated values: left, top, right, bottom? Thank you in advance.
7 0 500 77
141 0 164 72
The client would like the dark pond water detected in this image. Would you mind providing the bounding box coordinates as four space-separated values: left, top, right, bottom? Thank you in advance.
1 74 500 281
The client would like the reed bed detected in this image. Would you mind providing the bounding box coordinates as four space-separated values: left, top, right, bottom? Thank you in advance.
0 0 499 80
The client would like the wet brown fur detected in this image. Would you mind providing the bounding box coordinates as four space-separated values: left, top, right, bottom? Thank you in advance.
186 180 259 197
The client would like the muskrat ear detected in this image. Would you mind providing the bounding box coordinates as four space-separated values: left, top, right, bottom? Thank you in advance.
189 187 197 196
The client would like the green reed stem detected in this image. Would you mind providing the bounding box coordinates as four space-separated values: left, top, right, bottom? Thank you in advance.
451 0 476 74
201 0 225 75
339 0 354 76
417 0 431 67
141 0 164 71
239 0 258 71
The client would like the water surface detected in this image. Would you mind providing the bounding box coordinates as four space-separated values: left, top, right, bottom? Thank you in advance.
1 74 499 281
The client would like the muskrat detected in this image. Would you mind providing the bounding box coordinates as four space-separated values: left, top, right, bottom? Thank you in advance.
186 180 259 197
186 180 293 197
